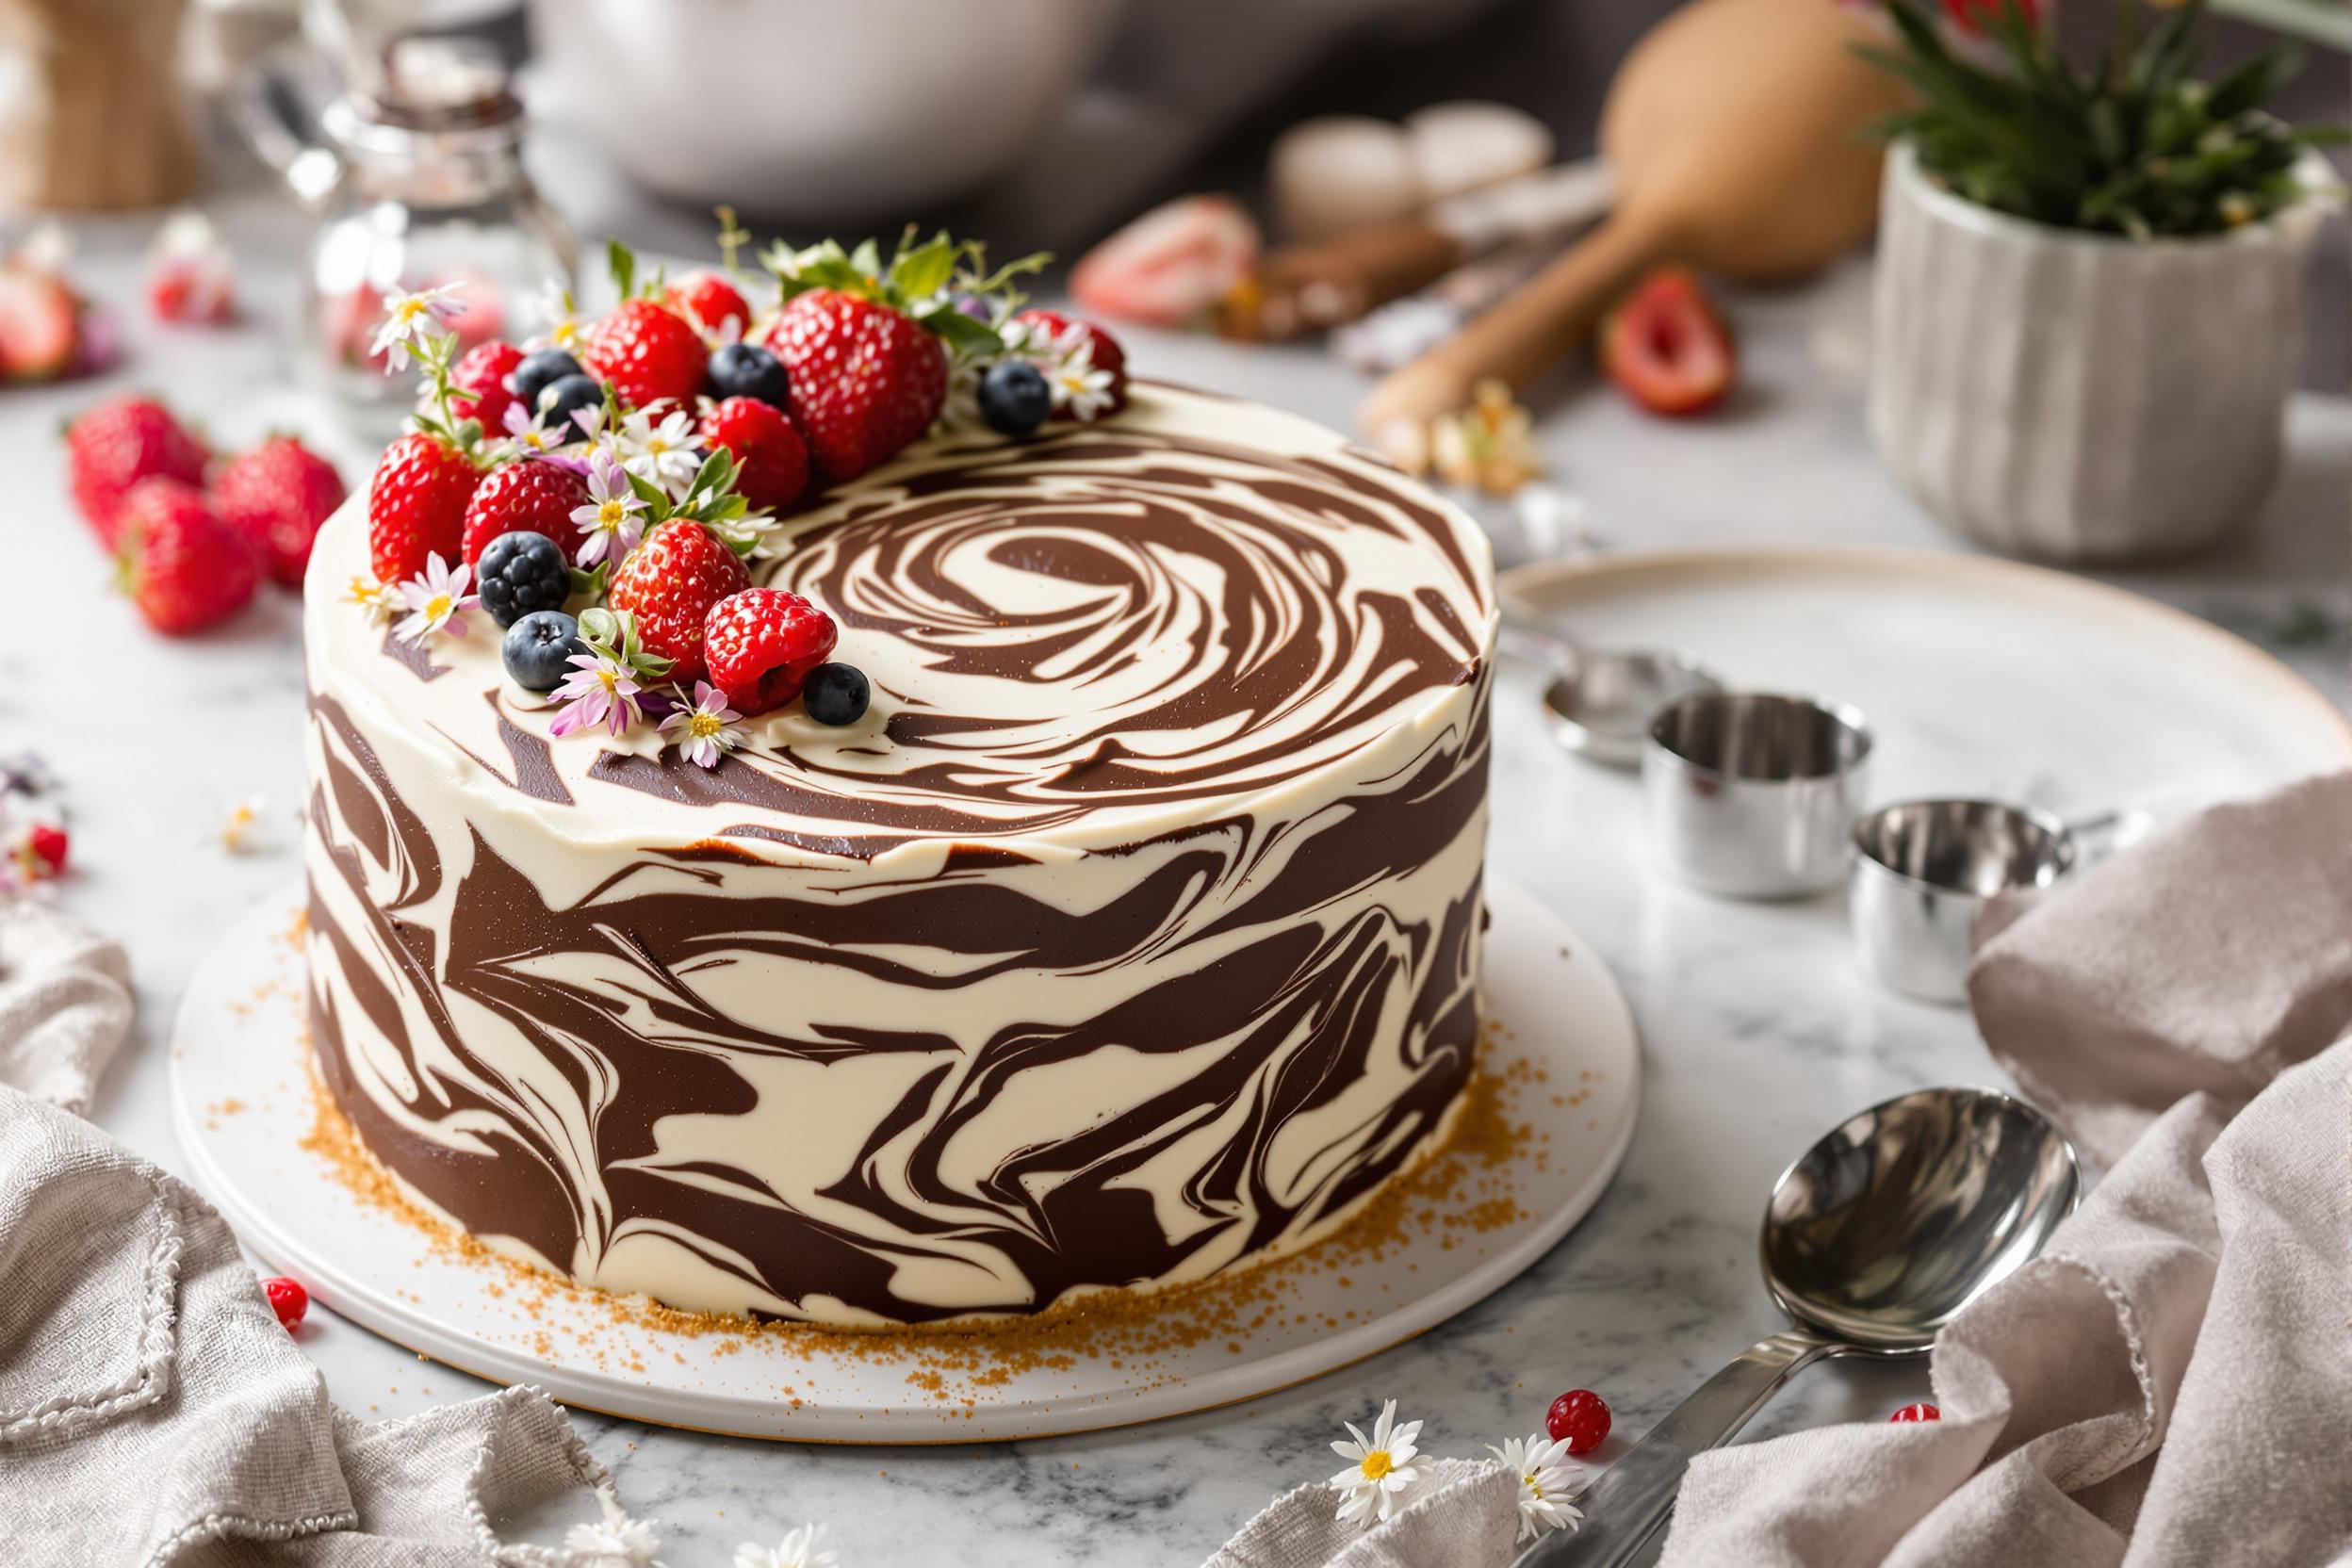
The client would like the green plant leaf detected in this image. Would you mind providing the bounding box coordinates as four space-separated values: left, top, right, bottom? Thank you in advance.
608 239 638 303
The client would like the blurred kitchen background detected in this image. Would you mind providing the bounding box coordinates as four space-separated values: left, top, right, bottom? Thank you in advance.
1 0 2345 597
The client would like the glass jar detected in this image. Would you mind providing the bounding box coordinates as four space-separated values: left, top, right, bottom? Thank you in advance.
295 39 575 440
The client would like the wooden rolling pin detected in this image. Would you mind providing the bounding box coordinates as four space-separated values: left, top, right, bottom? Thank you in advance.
1361 0 1907 457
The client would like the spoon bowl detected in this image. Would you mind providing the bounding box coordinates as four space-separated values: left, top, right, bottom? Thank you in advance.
1516 1086 2079 1568
1763 1086 2082 1353
1543 653 1722 769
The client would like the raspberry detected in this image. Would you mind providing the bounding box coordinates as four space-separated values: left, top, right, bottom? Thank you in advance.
65 396 208 547
580 299 707 412
1544 1389 1610 1455
607 521 752 683
703 588 838 715
262 1275 308 1331
449 338 526 434
698 396 808 511
116 479 258 635
211 436 347 588
24 823 67 877
367 433 480 583
459 458 589 564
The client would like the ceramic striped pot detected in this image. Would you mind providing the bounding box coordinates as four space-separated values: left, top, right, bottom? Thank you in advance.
1869 141 2333 564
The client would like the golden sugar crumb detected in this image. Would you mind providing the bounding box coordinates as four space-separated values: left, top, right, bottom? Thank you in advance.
298 1022 1563 1409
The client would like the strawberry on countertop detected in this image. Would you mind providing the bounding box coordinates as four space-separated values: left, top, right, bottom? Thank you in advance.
116 478 257 635
211 435 347 588
65 396 209 547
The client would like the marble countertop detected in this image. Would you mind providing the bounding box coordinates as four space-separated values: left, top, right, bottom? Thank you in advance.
15 178 2348 1567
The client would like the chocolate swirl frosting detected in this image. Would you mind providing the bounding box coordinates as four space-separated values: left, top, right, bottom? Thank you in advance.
302 384 1498 1324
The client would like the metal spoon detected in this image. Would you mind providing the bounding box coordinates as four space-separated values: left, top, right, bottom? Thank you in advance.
1498 619 1722 770
1517 1086 2081 1568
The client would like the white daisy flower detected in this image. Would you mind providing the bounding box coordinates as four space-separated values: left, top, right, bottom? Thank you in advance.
660 680 745 770
1487 1431 1587 1543
561 1490 665 1567
733 1521 837 1568
344 574 396 627
618 403 702 496
392 553 477 644
572 451 649 567
1328 1398 1424 1529
534 278 585 352
1044 332 1116 422
368 282 466 372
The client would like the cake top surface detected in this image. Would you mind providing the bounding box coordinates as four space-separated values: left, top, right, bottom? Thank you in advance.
310 383 1495 863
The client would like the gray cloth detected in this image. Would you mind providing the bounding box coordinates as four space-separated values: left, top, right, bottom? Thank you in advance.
1658 770 2352 1567
1206 1459 1524 1568
0 904 615 1566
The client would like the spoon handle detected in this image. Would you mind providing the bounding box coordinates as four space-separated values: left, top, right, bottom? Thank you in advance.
1512 1326 1838 1568
1495 617 1581 674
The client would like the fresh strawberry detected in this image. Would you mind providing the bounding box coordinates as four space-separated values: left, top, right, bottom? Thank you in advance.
367 433 480 583
580 299 707 412
698 396 808 511
459 458 589 564
758 289 945 482
65 397 209 547
607 521 751 682
449 339 525 435
24 822 68 878
1015 308 1129 415
704 588 838 716
149 260 234 325
665 270 752 341
1070 195 1261 328
211 436 348 589
115 479 257 634
0 263 80 382
1600 267 1736 417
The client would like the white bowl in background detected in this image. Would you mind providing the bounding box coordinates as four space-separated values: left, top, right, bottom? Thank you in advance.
526 0 1114 218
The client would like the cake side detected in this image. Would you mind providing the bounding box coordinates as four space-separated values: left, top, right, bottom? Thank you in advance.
302 384 1496 1325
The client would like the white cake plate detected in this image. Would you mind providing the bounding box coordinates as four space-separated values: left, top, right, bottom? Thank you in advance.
169 876 1639 1443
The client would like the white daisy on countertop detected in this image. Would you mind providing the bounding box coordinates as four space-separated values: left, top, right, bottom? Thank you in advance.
618 402 702 496
733 1521 838 1568
561 1489 665 1567
368 282 466 372
1487 1430 1587 1543
1329 1398 1424 1529
392 553 477 644
660 680 744 770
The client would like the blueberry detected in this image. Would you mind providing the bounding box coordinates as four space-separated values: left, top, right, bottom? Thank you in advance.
502 610 583 693
977 360 1051 436
802 662 870 726
708 342 791 409
512 348 582 411
536 372 604 433
477 531 573 628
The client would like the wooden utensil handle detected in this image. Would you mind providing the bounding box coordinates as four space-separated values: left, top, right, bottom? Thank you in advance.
1361 211 1670 449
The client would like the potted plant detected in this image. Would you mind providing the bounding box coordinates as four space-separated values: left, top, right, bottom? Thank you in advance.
1859 0 2342 562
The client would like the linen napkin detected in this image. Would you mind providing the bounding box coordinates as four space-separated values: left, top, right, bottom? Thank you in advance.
1657 770 2352 1567
1207 1459 1525 1568
0 902 620 1566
